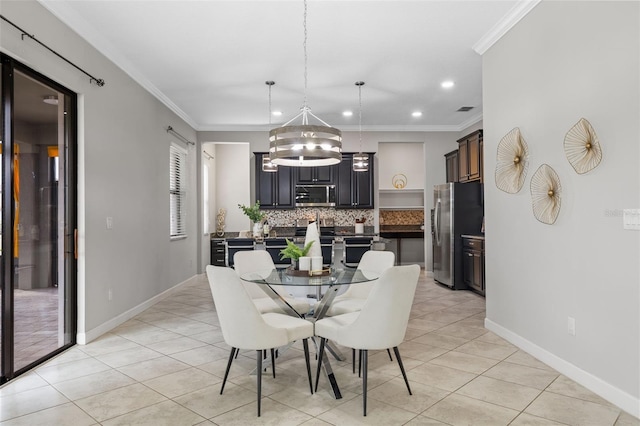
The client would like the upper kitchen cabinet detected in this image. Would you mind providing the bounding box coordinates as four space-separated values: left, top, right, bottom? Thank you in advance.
457 129 483 183
336 153 375 209
445 149 459 183
296 164 336 184
254 153 294 209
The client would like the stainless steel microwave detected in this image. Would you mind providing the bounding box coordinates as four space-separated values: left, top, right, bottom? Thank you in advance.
295 185 336 207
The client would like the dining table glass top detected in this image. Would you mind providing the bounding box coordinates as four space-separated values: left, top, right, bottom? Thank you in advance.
240 267 379 287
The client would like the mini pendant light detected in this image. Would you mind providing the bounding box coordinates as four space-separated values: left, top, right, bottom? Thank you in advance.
262 81 278 172
353 81 369 172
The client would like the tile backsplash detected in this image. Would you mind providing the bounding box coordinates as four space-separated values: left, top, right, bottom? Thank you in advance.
262 208 374 227
380 209 424 225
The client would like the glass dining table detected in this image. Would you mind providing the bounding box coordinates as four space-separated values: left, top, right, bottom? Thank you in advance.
240 266 380 399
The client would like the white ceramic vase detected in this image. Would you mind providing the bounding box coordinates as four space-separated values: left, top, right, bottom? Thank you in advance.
252 222 262 238
298 256 311 271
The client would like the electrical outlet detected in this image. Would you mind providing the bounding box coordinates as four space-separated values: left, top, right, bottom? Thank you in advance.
623 209 640 230
106 216 113 230
568 317 576 336
108 289 113 301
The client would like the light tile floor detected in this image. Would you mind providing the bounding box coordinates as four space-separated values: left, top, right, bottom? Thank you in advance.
1 271 638 425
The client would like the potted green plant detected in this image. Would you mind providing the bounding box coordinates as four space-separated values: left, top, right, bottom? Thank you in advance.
238 202 266 238
279 239 314 270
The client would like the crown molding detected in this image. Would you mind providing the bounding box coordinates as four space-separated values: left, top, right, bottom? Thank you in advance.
473 0 541 55
38 0 198 130
196 120 482 133
457 113 484 132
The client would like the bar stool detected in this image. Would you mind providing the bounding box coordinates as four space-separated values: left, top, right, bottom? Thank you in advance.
264 238 290 268
342 237 373 267
225 238 255 268
320 237 334 266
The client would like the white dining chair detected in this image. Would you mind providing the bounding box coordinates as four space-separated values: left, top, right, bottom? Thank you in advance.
313 264 420 416
324 250 395 369
325 250 395 317
234 250 311 316
206 265 314 417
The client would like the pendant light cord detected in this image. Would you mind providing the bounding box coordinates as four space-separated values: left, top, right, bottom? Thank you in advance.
356 81 365 153
303 0 308 112
266 81 274 126
358 83 363 151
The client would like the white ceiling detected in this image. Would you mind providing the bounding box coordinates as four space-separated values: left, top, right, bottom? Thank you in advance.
40 0 538 132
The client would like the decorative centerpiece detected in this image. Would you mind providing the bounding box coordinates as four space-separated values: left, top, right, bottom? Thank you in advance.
238 202 266 238
279 239 315 275
216 208 226 237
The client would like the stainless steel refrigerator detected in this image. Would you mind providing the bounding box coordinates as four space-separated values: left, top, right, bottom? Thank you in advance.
432 182 483 289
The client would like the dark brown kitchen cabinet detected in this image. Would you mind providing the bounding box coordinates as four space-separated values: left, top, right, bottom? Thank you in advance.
462 236 485 296
210 239 226 267
336 153 374 209
458 130 483 183
479 138 484 183
254 153 294 209
296 165 335 184
445 150 459 183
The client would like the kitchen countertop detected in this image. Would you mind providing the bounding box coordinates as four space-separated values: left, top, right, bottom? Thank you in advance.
461 234 485 239
380 225 423 231
213 226 398 240
380 225 425 238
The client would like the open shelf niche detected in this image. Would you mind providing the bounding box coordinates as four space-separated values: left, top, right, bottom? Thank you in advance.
378 189 425 210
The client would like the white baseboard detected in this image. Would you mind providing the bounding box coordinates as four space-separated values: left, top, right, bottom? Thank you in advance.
485 318 640 419
77 275 199 345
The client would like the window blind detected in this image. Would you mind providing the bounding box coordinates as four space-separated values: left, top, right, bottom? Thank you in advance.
170 144 187 238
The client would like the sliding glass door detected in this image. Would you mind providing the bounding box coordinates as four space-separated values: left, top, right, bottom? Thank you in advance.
1 53 76 383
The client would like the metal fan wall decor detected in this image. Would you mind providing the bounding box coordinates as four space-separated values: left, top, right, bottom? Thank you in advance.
495 127 529 193
530 164 562 225
564 118 602 174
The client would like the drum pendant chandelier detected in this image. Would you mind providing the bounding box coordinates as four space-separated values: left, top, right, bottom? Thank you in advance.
269 0 342 167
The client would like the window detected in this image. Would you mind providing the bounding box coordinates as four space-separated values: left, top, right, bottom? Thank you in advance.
170 144 187 238
203 163 209 235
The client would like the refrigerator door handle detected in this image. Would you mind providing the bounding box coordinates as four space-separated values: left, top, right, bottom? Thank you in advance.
434 198 441 246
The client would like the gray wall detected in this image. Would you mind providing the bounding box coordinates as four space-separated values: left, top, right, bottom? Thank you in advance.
1 1 199 341
483 1 639 415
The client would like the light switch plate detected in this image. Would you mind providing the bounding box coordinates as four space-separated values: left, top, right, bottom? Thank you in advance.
623 209 640 230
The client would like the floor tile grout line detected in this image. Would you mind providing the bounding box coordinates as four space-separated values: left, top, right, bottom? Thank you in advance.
507 410 573 426
508 377 575 426
7 273 633 425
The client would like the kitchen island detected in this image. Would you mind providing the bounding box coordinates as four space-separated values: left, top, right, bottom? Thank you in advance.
380 225 425 266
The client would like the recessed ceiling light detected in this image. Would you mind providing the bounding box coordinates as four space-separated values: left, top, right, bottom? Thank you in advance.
43 95 58 105
412 111 422 117
441 81 455 89
272 111 283 116
343 111 353 117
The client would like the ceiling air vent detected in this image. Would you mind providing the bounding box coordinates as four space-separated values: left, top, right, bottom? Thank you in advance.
457 106 474 112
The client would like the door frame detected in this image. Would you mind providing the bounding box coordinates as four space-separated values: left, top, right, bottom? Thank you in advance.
0 53 77 384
